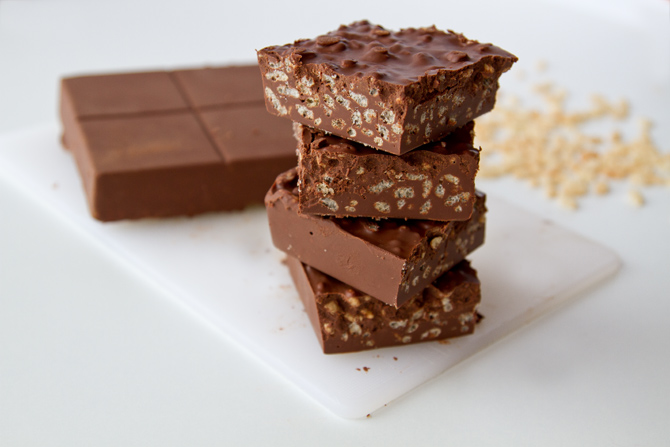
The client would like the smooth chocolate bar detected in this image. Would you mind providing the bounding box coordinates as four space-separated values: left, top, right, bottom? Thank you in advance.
60 65 297 221
257 20 517 155
296 121 479 221
288 256 481 354
265 168 486 307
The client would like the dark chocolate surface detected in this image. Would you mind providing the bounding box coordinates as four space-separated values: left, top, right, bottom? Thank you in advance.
287 256 481 354
297 121 479 220
258 21 517 154
60 65 297 221
266 168 486 307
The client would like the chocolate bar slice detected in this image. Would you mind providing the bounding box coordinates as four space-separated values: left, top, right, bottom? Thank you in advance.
287 256 481 354
265 168 486 307
257 20 517 155
60 65 297 221
296 121 479 221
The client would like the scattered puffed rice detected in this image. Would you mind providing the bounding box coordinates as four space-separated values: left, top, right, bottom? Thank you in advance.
475 69 669 210
626 190 645 207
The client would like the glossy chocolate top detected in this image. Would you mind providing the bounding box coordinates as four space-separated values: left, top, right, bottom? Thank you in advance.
259 20 517 85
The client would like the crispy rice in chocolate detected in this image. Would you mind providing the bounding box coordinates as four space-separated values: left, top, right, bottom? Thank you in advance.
296 121 479 221
258 20 517 154
288 256 481 354
265 168 486 307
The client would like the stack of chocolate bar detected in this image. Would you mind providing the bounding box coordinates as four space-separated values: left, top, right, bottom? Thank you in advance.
259 21 517 353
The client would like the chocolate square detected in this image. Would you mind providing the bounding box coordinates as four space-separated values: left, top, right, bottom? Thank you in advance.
173 65 266 109
62 71 188 117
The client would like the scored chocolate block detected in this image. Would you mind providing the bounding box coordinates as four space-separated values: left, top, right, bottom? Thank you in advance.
265 168 486 308
60 65 297 222
288 256 481 354
257 20 517 155
296 121 479 221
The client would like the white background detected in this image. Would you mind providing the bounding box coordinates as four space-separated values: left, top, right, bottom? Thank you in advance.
1 0 669 445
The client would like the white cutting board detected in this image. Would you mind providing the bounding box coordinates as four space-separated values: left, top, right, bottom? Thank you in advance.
0 124 620 418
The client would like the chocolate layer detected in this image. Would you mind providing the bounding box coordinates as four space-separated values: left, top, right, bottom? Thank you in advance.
258 20 517 155
297 121 479 221
265 168 486 307
60 65 297 221
287 256 481 354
